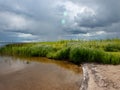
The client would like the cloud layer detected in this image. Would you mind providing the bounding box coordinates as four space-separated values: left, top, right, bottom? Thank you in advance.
0 0 120 42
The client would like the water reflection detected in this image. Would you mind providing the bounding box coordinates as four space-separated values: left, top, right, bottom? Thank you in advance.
0 56 83 90
15 56 82 73
0 56 82 74
0 56 30 75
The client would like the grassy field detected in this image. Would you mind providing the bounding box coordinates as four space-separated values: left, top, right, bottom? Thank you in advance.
0 39 120 65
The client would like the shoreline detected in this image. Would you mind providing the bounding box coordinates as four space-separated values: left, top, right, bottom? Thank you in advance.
80 63 120 90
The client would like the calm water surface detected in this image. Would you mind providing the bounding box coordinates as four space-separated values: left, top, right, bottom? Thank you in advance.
0 56 83 90
0 44 6 47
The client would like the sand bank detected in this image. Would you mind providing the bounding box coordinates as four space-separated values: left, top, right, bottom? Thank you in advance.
80 63 120 90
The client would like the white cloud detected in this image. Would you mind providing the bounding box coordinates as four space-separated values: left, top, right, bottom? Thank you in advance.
9 15 27 29
17 33 37 38
82 31 106 37
56 1 95 20
0 11 32 30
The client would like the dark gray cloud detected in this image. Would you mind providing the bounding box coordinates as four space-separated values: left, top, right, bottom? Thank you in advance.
65 29 87 34
56 0 120 39
0 0 120 42
74 0 120 28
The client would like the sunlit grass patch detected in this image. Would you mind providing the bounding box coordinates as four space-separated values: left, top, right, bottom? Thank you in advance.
0 39 120 65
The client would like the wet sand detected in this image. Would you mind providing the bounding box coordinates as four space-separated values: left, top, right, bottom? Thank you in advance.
0 56 83 90
81 63 120 90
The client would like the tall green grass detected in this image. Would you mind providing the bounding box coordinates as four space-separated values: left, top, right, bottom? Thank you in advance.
0 45 55 57
102 53 120 65
0 39 120 65
104 43 120 52
47 47 70 60
69 47 105 64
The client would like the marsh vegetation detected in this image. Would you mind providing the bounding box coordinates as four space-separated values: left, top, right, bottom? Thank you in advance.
0 39 120 65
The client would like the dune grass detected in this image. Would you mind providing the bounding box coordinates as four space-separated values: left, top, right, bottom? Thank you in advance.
0 39 120 65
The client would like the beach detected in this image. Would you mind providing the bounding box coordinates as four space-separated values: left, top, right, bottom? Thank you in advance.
80 63 120 90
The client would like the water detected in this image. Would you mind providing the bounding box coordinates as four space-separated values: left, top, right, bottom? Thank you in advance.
0 56 83 90
0 43 6 47
0 42 17 47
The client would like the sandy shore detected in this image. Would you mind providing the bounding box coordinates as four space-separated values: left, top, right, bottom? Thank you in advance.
80 63 120 90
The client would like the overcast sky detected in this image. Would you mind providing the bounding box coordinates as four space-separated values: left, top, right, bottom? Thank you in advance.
0 0 120 42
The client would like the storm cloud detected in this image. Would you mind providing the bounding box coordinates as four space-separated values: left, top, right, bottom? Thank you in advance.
0 0 120 42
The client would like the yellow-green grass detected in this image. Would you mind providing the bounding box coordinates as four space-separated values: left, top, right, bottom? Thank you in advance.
0 39 120 65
